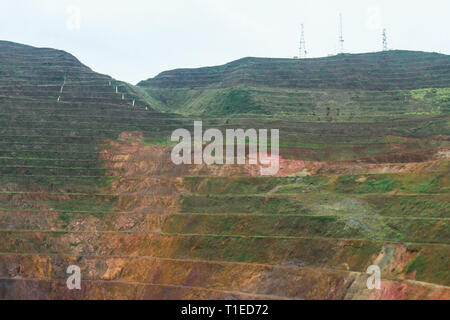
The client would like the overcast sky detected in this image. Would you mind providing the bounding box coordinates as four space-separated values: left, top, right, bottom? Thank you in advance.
1 0 449 84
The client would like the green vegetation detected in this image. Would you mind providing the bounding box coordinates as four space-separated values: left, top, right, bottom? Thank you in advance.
139 51 450 91
1 41 449 297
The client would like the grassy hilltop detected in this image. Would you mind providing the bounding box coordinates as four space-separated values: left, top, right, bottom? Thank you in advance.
139 51 450 90
138 51 449 117
0 40 182 186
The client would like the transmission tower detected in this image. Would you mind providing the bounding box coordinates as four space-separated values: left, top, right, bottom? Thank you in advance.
338 13 344 54
382 28 388 51
299 24 307 59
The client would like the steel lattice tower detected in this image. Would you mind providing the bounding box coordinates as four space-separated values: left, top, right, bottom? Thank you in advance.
338 13 344 54
299 24 307 59
382 28 388 51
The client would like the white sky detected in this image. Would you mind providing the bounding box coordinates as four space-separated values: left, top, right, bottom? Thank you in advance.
1 0 449 84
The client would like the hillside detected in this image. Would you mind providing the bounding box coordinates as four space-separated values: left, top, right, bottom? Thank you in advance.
0 40 181 185
139 51 450 90
138 52 450 121
0 41 449 300
0 41 102 83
